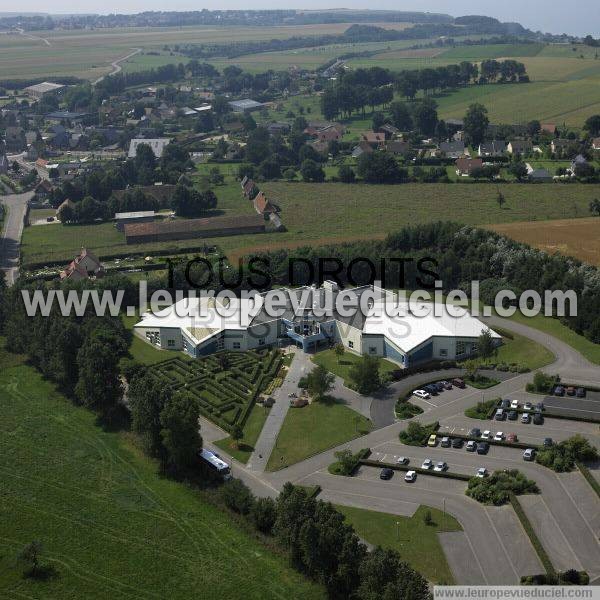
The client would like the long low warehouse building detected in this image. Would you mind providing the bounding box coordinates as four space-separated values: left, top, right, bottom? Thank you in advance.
134 283 501 366
123 214 266 244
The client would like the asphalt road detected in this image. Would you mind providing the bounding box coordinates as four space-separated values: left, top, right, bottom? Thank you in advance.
0 190 33 285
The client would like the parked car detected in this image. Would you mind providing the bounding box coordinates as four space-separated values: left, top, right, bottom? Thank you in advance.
476 467 488 478
424 384 438 396
397 456 410 465
404 470 417 482
566 386 576 396
500 399 511 409
451 438 463 448
434 461 448 472
506 433 518 443
510 399 519 409
576 387 586 398
495 409 505 421
508 410 518 421
533 413 544 425
427 434 438 447
477 442 489 455
543 437 553 447
421 458 433 470
434 382 445 392
554 385 565 396
466 441 477 452
494 432 504 441
523 402 533 411
452 378 466 389
413 389 430 400
469 428 481 438
380 468 394 480
481 430 491 439
521 413 530 424
441 380 452 390
440 437 451 448
523 448 535 461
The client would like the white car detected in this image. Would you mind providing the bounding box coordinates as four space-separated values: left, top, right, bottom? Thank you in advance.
523 448 535 461
421 458 433 470
433 461 448 472
404 470 417 482
413 389 431 400
397 456 409 465
476 467 488 478
481 430 491 439
494 432 504 441
524 402 533 411
510 399 519 409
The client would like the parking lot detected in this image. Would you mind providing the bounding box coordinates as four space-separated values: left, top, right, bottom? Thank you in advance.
543 388 600 420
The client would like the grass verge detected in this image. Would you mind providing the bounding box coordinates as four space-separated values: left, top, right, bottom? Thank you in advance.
335 504 461 584
266 399 372 471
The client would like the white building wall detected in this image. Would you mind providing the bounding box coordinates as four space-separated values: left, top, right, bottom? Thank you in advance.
159 327 183 350
335 321 364 354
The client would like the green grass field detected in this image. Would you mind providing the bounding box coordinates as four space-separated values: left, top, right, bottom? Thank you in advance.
22 181 600 267
0 346 324 599
266 399 372 471
311 348 398 386
486 328 555 370
335 504 461 584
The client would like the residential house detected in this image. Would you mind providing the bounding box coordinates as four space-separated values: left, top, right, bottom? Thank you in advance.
540 123 557 136
439 140 466 159
507 140 533 155
242 178 258 199
570 154 588 173
267 122 290 136
127 138 171 159
60 248 104 281
351 141 373 158
47 125 70 150
385 140 410 156
455 157 483 177
377 124 400 139
56 198 75 218
253 191 277 215
316 125 343 143
361 132 386 148
34 179 55 201
4 126 26 152
551 138 571 154
528 168 553 182
478 141 506 157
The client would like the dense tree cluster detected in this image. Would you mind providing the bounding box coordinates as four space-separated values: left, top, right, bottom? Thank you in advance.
217 481 430 600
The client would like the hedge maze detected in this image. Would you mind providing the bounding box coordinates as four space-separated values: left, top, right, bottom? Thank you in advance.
149 349 284 433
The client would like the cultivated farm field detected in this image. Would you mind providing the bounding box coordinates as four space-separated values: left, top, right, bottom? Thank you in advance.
486 217 600 267
0 346 324 599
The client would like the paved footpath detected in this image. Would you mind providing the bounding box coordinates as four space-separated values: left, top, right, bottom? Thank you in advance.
246 348 312 472
0 190 33 285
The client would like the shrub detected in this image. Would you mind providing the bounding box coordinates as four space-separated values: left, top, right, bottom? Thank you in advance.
220 479 255 515
395 399 424 420
329 448 371 476
399 421 439 446
250 496 277 534
466 469 538 505
536 435 599 472
464 398 499 419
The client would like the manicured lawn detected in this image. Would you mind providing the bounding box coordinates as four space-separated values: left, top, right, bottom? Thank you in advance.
486 328 555 370
335 504 461 584
214 402 271 464
0 350 324 599
311 348 398 387
266 399 372 471
507 312 600 366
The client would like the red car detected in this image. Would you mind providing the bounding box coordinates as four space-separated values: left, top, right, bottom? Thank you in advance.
452 378 466 389
506 433 518 443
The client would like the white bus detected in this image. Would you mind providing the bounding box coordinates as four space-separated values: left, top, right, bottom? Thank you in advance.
198 448 232 480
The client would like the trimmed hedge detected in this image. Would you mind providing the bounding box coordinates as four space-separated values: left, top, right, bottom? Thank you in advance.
360 459 472 482
576 461 600 499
